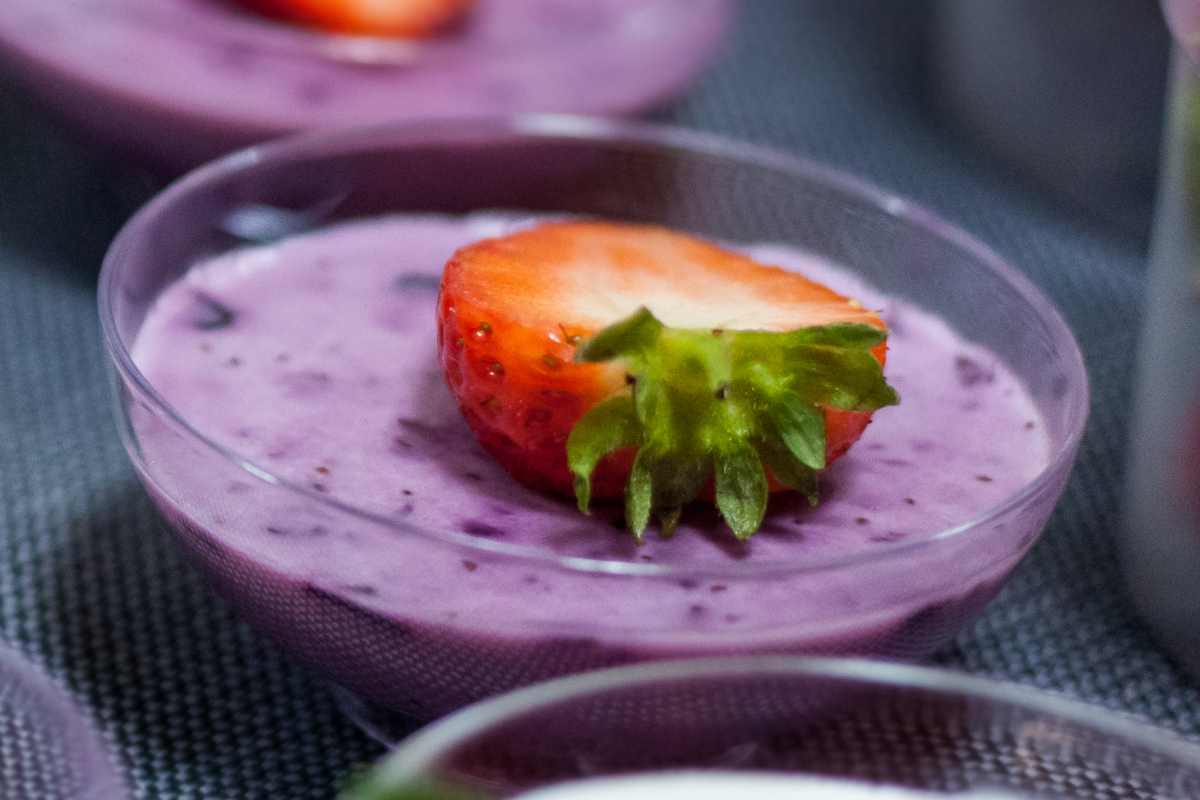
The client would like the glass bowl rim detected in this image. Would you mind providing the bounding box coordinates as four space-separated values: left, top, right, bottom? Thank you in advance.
0 639 129 798
98 113 1090 579
368 655 1200 788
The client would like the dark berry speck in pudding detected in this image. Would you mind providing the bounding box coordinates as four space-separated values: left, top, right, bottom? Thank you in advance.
0 0 731 166
130 213 1054 716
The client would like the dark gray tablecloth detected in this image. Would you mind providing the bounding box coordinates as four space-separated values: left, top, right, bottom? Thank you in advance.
1 2 1197 798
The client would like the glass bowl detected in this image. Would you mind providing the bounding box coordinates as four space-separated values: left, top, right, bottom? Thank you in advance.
0 0 732 168
99 116 1088 721
0 640 128 799
354 657 1200 798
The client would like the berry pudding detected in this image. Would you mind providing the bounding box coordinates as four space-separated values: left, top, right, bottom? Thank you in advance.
101 121 1087 717
126 214 1057 710
0 0 731 166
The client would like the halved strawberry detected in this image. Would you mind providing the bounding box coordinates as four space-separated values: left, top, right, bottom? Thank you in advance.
438 221 898 540
237 0 474 37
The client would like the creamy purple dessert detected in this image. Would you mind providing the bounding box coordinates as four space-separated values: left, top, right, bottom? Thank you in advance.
128 214 1052 715
0 0 731 166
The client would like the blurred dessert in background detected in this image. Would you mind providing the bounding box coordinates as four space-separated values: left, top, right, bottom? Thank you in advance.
0 0 732 168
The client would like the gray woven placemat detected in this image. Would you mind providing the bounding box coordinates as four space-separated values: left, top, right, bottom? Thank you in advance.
0 2 1197 798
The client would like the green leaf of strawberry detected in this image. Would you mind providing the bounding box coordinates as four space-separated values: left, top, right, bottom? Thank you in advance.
567 395 641 513
625 448 656 537
575 306 663 362
756 437 820 506
770 393 827 471
780 322 890 348
714 441 769 540
569 307 898 540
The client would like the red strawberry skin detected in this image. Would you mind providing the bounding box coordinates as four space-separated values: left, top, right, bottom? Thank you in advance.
237 0 474 37
437 221 887 500
437 288 629 498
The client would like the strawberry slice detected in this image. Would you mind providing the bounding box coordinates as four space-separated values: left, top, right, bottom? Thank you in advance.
237 0 474 37
438 221 898 540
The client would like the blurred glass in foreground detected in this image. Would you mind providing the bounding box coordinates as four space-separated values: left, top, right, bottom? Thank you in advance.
341 658 1200 799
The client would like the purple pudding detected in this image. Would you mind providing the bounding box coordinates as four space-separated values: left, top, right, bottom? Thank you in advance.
125 213 1056 716
0 0 731 166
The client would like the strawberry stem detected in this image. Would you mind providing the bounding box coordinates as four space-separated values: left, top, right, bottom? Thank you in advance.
566 307 899 541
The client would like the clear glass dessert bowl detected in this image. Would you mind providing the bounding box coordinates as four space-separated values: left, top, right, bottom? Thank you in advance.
99 116 1089 720
357 657 1200 798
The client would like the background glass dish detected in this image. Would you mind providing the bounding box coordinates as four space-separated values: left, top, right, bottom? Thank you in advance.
363 657 1200 798
99 116 1088 722
0 640 128 799
0 0 732 168
1121 0 1200 681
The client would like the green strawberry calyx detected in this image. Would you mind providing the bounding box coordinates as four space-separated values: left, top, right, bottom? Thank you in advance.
341 773 480 800
566 307 899 541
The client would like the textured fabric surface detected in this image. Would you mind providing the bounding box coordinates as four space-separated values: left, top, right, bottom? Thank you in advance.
0 2 1197 798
